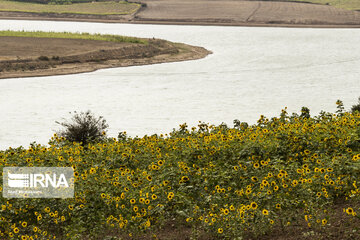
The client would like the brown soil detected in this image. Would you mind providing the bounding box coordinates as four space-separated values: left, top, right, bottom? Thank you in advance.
133 0 360 27
0 36 211 79
100 202 360 240
1 0 360 27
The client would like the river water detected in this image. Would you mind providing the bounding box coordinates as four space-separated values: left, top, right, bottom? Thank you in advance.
0 20 360 149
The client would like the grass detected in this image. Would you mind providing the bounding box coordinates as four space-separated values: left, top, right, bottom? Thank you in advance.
0 30 148 44
285 0 360 11
0 0 140 15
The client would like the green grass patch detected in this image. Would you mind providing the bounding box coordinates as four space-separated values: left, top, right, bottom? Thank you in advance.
0 0 140 15
285 0 360 11
0 30 148 44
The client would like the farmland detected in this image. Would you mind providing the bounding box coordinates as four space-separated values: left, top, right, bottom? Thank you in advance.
1 104 360 239
285 0 360 11
0 0 140 15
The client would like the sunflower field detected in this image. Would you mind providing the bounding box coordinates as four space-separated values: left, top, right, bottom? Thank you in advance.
1 104 360 239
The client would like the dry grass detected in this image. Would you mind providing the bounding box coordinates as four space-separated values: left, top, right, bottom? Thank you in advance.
0 0 140 15
285 0 360 11
0 30 146 43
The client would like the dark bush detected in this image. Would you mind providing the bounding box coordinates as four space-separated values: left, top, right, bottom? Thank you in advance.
351 97 360 113
300 106 310 119
56 111 108 145
38 56 49 61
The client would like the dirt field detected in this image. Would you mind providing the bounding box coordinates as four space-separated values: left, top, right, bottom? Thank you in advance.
132 0 360 26
0 0 360 27
285 0 360 11
0 36 210 79
0 0 139 15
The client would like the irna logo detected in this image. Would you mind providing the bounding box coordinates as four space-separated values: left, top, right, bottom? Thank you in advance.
8 172 69 188
3 167 74 198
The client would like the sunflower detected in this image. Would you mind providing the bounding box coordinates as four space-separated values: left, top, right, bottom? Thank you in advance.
168 192 174 200
250 202 258 210
346 207 354 215
262 209 269 215
181 176 189 182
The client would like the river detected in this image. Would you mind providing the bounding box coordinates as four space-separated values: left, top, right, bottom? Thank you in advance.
1 20 360 149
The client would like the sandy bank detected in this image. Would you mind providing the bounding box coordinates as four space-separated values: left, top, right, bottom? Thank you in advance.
0 36 211 79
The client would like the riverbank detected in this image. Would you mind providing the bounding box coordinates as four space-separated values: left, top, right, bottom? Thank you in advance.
0 0 360 28
0 35 211 79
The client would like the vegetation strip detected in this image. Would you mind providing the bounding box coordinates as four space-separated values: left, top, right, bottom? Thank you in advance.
0 30 147 44
0 0 140 15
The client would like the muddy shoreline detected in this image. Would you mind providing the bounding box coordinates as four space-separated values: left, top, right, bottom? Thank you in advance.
0 37 211 79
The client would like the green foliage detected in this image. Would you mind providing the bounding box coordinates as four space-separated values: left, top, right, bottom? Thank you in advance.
38 55 50 61
55 111 109 146
351 97 360 113
0 30 147 44
300 106 310 119
1 103 360 239
48 0 72 5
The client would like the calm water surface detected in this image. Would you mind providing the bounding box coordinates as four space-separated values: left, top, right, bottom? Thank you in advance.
0 20 360 149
